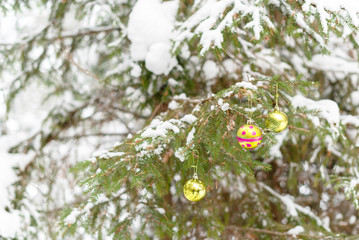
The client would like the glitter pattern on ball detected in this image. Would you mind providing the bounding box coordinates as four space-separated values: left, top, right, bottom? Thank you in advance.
236 124 263 149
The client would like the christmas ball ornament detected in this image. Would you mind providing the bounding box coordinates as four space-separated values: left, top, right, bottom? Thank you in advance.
265 108 288 133
236 124 263 149
183 177 206 202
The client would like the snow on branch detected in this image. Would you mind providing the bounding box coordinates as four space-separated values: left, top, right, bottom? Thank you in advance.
289 94 340 132
174 0 275 55
342 177 359 208
303 0 359 29
174 0 359 55
341 115 359 128
278 0 326 47
336 169 359 208
259 182 331 232
281 0 359 45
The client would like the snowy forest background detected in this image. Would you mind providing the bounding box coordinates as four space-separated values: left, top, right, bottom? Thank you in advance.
1 0 359 239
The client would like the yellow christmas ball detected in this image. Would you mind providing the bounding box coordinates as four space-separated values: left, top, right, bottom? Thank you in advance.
265 109 288 133
183 178 206 202
236 124 263 149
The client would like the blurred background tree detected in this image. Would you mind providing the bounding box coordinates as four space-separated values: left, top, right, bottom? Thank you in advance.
0 0 359 239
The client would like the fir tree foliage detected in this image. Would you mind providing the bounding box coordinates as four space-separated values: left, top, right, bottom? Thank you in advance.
1 0 359 239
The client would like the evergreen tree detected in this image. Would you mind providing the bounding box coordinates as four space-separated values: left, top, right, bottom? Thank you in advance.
1 0 359 239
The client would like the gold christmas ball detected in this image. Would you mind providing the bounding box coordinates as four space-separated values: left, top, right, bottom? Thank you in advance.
183 178 206 202
265 109 288 132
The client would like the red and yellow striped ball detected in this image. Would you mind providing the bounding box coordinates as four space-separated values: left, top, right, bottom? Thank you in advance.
236 124 263 149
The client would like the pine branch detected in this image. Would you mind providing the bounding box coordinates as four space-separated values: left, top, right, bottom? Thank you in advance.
288 125 310 133
65 50 101 81
49 26 123 41
226 225 328 239
57 132 130 141
0 25 122 47
259 182 331 232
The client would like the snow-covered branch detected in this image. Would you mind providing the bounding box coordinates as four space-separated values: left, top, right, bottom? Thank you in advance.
259 182 331 232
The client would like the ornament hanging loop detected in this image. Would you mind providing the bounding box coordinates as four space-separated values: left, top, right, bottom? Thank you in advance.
247 118 254 125
247 92 254 124
191 165 198 179
191 150 199 179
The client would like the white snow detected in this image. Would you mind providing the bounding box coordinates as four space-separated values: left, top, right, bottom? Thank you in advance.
174 174 181 181
349 215 357 224
309 0 359 13
173 93 188 100
290 94 340 132
130 64 142 77
186 127 196 146
156 208 165 215
199 29 224 55
299 185 311 195
309 147 321 163
309 54 359 75
93 151 125 160
168 100 180 110
244 7 263 40
221 103 230 111
141 120 180 138
287 226 304 235
181 114 197 124
174 147 186 162
281 195 299 217
125 87 145 104
350 91 359 106
0 150 30 236
269 129 288 159
223 59 239 78
62 6 87 32
192 104 201 113
203 60 219 79
127 0 178 75
235 81 258 90
145 42 178 75
0 82 49 237
343 177 359 208
218 98 230 112
294 12 325 47
168 78 180 87
64 208 81 225
341 115 359 127
269 0 280 7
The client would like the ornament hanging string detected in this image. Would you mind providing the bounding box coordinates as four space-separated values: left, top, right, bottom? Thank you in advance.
247 93 254 124
191 150 199 180
275 83 279 110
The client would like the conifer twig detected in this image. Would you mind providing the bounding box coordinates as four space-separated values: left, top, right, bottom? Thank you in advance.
288 125 310 133
0 25 122 47
57 132 130 140
65 51 101 81
226 226 328 239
